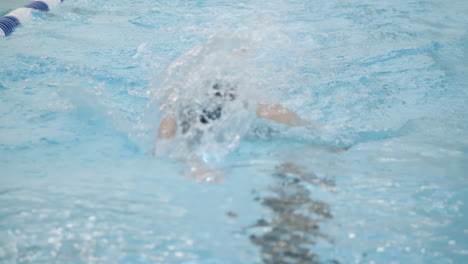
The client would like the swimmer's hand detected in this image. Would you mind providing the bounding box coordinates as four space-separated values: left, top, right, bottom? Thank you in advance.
184 160 225 184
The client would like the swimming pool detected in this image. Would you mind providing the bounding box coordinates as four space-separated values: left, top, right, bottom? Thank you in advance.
1 0 467 263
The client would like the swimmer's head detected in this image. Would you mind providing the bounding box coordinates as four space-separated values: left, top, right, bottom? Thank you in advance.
232 48 249 57
211 83 237 102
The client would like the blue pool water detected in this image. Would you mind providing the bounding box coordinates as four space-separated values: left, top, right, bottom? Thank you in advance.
1 0 467 263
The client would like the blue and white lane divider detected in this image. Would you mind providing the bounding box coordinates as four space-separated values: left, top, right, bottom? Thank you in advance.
0 0 63 37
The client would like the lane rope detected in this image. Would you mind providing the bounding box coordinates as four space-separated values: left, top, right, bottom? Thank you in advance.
0 0 63 37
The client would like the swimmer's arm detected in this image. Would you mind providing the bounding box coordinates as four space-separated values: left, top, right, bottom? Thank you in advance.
256 103 321 127
158 115 177 139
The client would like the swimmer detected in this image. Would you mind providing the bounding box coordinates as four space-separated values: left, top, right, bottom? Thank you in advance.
152 45 322 182
154 80 322 183
157 82 318 140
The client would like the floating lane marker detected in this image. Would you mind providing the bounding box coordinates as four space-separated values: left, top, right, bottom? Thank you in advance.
0 0 63 37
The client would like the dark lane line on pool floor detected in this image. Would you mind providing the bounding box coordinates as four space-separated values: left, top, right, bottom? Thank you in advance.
246 162 338 264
